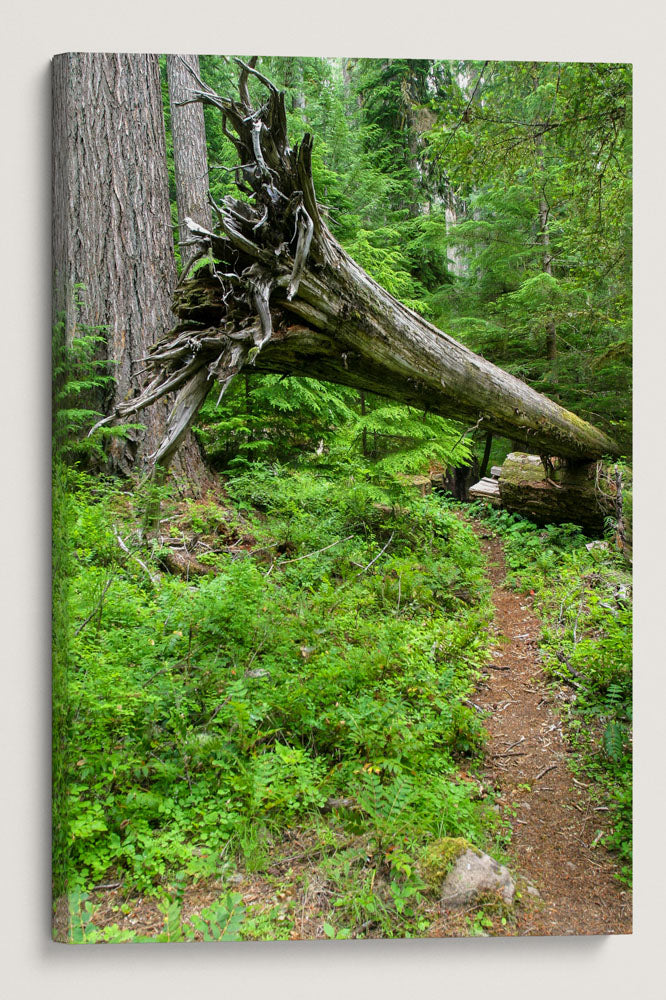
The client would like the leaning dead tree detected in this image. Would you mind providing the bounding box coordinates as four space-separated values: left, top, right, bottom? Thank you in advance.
94 60 619 470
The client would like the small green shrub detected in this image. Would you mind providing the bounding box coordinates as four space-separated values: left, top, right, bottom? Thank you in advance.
65 890 245 943
59 461 498 914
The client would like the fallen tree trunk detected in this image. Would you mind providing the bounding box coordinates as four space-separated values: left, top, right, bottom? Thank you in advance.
497 453 616 535
95 60 620 468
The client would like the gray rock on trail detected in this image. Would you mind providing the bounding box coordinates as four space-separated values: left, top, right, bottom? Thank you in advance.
440 850 516 909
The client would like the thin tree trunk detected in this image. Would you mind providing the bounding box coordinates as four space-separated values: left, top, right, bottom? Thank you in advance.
281 57 306 113
341 58 353 97
533 67 558 385
479 432 493 479
359 392 368 457
98 62 619 467
244 372 256 461
538 193 558 381
166 54 213 273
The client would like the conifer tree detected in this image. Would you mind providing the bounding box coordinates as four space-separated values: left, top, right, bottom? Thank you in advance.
425 60 631 445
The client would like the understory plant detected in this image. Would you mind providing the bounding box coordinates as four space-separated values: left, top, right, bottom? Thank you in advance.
59 456 499 934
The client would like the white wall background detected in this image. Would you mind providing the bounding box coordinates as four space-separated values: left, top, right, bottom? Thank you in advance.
1 3 663 996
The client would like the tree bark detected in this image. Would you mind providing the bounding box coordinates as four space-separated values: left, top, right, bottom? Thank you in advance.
479 432 493 479
99 62 619 468
538 192 558 383
166 55 213 273
52 52 206 481
534 67 558 386
437 460 481 502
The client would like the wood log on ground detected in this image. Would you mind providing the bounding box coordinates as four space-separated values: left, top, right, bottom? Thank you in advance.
158 547 214 578
496 453 617 534
468 477 501 506
398 474 432 497
94 61 620 470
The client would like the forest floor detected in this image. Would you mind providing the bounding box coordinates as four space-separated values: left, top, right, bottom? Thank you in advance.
447 522 632 937
54 514 631 941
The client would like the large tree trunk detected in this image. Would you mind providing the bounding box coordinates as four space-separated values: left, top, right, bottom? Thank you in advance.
52 52 206 480
97 61 619 468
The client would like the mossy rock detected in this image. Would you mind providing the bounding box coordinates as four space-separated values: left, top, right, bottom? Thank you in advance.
470 890 516 922
418 837 481 890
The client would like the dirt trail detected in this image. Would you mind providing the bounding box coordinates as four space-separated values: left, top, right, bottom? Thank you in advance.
472 525 631 936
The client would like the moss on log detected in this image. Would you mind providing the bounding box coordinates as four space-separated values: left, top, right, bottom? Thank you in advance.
497 453 616 534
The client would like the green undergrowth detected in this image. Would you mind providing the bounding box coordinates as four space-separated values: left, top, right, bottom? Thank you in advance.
470 502 632 885
56 457 507 938
66 889 245 943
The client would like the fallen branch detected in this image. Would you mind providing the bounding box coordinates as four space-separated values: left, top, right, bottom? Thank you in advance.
325 532 395 613
113 526 159 584
351 532 394 579
74 576 113 636
277 534 354 565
